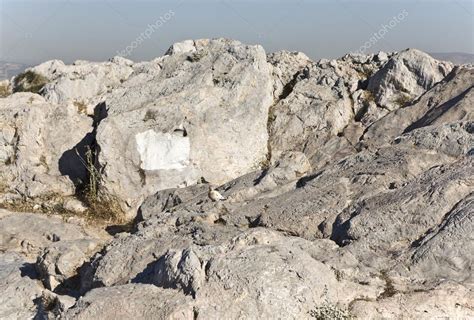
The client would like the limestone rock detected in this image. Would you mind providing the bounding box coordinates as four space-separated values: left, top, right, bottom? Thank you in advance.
96 39 274 217
0 41 472 319
407 193 473 284
0 210 109 297
0 211 105 256
268 52 389 169
36 239 103 291
27 57 134 113
363 66 473 146
0 93 93 199
351 282 473 319
332 158 473 270
367 48 453 111
0 252 44 320
267 50 312 98
63 284 194 319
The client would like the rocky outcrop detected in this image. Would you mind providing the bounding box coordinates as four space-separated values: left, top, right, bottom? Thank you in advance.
0 252 44 320
0 210 109 318
0 93 92 204
367 48 453 111
96 39 275 217
0 39 472 319
28 57 134 115
363 66 473 146
269 49 455 169
64 284 194 319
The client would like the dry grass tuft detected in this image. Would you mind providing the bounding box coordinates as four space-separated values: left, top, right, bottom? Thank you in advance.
13 70 49 94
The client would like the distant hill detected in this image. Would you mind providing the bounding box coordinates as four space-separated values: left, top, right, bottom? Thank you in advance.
429 52 474 65
0 61 29 80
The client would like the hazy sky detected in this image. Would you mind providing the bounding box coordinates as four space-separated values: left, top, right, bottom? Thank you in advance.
1 0 473 65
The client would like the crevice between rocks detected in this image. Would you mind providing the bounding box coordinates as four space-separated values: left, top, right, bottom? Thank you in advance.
264 69 306 168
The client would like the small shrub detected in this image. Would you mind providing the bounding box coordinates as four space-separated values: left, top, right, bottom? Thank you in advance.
75 146 125 222
258 156 271 170
13 70 49 94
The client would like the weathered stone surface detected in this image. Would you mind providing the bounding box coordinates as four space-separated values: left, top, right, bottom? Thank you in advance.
332 158 473 268
407 193 473 284
267 52 393 169
351 282 474 319
96 39 274 217
80 121 472 318
164 229 377 319
0 211 104 255
28 57 134 114
0 40 472 319
0 93 92 199
0 210 109 298
36 238 103 291
267 50 312 98
367 48 453 111
363 66 473 146
0 252 44 320
64 284 194 320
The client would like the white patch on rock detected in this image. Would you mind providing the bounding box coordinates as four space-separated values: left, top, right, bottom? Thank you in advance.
135 130 190 171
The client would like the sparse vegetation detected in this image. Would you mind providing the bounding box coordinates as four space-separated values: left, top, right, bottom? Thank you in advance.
258 156 271 170
379 270 398 299
13 70 49 94
143 109 158 122
365 90 375 102
74 101 88 115
310 286 354 320
75 146 125 222
393 94 412 108
0 82 10 97
310 303 353 320
186 50 207 62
